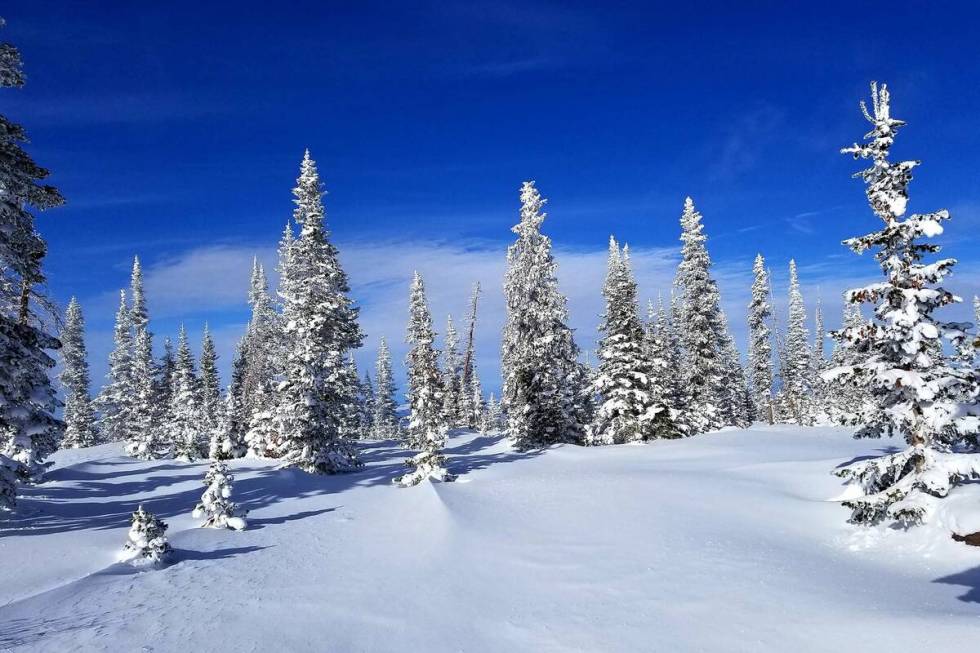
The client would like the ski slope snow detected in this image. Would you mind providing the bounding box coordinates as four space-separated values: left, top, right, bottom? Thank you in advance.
2 425 979 652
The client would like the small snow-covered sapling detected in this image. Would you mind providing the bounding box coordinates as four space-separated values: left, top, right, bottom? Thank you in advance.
192 461 247 530
122 505 172 566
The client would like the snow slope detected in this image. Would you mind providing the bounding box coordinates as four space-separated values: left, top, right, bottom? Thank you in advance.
2 426 979 652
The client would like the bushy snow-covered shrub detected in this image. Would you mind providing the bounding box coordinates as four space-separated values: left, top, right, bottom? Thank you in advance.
192 461 247 530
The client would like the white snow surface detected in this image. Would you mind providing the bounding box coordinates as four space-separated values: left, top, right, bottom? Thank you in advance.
3 425 980 652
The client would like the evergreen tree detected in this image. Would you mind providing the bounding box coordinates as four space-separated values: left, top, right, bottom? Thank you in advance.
459 282 484 429
648 297 693 437
59 297 97 448
241 259 278 427
155 336 176 416
397 272 453 486
122 505 172 566
501 181 587 448
168 325 204 461
441 314 463 426
777 260 813 424
826 300 876 425
193 461 247 530
481 393 504 434
589 238 673 444
0 19 64 490
717 310 753 428
810 298 829 421
273 151 362 473
95 291 133 442
747 254 775 423
126 327 167 459
828 82 980 525
198 325 221 437
674 197 725 433
370 336 400 440
359 370 374 439
129 256 149 333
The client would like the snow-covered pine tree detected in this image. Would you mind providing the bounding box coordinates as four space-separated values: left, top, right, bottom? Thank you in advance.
192 461 247 530
129 256 149 334
198 325 221 440
501 181 588 448
0 20 64 494
717 310 753 428
240 259 278 428
481 393 504 434
59 297 98 448
370 336 400 440
95 290 134 442
126 327 167 459
168 325 204 461
155 336 176 416
122 505 172 566
747 254 775 423
459 282 484 429
441 314 463 427
273 151 363 473
646 297 693 437
826 300 875 425
827 82 980 525
673 197 725 433
589 238 672 444
776 260 813 425
359 370 374 439
809 298 829 421
397 271 453 485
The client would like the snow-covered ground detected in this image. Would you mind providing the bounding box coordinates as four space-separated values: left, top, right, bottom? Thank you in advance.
2 426 979 652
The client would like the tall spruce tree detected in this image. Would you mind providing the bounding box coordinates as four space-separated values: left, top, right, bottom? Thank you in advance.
59 298 97 448
198 325 221 437
717 310 753 428
273 150 362 473
501 181 588 448
168 325 204 461
129 256 149 333
747 254 775 423
459 282 483 429
126 327 167 459
648 297 692 437
95 290 134 443
371 336 400 440
0 19 65 500
441 314 463 426
827 82 980 525
777 260 813 424
589 238 672 443
810 298 829 421
398 272 453 486
155 336 176 417
674 197 725 433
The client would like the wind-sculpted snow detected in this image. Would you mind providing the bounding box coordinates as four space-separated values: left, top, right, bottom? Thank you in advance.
2 427 980 651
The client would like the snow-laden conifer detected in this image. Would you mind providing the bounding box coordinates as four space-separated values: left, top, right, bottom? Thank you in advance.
459 282 484 429
827 82 980 525
240 260 278 427
198 325 221 438
129 256 149 333
481 393 504 433
397 272 453 486
673 197 725 433
95 291 134 442
647 297 693 437
370 336 400 440
273 151 363 473
155 336 176 416
501 181 587 448
59 298 98 448
0 19 64 486
777 260 813 424
747 254 775 423
589 238 672 444
126 327 167 459
717 310 753 428
441 314 463 426
193 461 247 530
809 298 829 421
168 325 204 461
122 505 172 566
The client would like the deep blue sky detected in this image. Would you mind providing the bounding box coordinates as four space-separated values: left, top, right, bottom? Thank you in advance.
5 1 980 390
